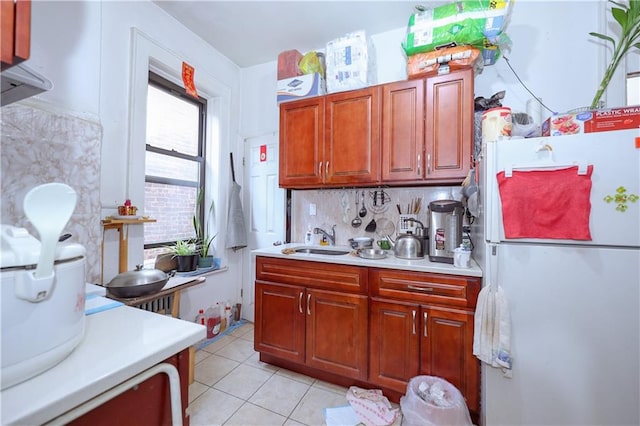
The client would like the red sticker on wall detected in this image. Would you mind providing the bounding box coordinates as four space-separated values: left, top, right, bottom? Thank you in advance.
182 62 198 98
260 145 267 162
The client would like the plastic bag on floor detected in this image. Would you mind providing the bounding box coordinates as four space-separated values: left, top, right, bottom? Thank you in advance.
400 376 472 426
346 386 399 426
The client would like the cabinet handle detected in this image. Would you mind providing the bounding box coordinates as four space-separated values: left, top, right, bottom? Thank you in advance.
412 310 417 335
307 293 311 315
325 161 329 176
298 292 303 313
427 154 431 174
318 161 323 177
417 153 421 176
407 285 434 292
424 312 428 337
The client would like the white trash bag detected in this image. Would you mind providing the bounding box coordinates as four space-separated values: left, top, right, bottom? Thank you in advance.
400 376 472 426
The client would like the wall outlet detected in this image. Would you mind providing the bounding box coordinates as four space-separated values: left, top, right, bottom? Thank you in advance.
309 203 317 216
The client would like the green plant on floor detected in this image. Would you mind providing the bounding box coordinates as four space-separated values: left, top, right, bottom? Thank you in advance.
590 0 640 108
193 188 216 258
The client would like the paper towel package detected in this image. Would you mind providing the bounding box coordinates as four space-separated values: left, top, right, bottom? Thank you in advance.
325 30 376 93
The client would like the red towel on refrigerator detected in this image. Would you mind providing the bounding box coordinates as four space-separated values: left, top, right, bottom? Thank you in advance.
496 165 593 240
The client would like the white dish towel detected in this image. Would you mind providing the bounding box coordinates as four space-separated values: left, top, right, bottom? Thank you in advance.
473 284 512 377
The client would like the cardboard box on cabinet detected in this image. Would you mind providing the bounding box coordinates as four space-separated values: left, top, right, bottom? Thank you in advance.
277 73 326 103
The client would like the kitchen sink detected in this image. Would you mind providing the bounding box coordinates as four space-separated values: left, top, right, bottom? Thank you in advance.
294 247 350 256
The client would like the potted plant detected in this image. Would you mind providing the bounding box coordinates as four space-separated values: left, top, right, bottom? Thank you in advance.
171 239 199 272
193 188 217 268
589 0 640 108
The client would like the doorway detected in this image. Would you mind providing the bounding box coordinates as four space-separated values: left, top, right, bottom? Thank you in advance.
241 133 285 322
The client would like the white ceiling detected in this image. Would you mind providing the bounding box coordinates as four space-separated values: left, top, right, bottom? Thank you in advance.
152 1 433 68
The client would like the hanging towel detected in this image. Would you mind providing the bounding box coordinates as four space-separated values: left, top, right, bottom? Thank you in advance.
473 284 512 377
496 165 593 240
225 153 247 251
225 180 247 250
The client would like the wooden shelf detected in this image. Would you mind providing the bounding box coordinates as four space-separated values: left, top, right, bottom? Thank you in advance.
101 217 157 278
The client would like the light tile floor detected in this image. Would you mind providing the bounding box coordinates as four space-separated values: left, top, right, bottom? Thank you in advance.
188 323 402 426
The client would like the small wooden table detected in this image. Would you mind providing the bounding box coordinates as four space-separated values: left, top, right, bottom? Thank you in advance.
101 216 157 280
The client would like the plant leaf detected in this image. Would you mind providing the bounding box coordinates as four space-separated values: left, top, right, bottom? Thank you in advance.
590 31 616 47
612 7 628 30
633 41 640 49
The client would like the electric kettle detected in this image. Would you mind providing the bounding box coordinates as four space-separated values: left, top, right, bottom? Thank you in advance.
428 200 464 263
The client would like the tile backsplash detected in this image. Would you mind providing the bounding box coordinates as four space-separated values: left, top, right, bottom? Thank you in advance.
1 103 102 283
291 186 465 246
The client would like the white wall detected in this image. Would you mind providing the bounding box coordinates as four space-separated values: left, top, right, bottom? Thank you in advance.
23 0 245 323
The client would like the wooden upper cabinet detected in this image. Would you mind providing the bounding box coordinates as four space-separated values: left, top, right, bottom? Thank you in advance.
324 87 381 186
279 69 473 188
1 0 31 71
381 79 425 182
279 97 324 187
424 69 474 183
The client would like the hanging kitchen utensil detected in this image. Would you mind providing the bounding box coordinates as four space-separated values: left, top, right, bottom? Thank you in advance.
359 190 367 217
365 217 377 233
340 191 350 224
351 191 362 228
225 153 247 251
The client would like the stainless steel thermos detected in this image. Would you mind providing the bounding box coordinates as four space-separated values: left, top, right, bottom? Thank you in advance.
428 200 464 263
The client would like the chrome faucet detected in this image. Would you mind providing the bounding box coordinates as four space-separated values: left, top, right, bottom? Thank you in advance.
314 225 336 246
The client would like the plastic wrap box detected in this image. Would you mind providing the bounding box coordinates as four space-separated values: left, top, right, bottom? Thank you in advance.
277 73 326 103
542 106 640 136
325 30 376 93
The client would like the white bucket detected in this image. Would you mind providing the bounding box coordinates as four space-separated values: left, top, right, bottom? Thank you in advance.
482 107 512 142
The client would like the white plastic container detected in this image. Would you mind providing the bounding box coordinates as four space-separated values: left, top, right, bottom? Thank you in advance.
1 225 86 390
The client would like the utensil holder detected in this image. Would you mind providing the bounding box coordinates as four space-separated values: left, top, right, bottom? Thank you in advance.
398 214 418 233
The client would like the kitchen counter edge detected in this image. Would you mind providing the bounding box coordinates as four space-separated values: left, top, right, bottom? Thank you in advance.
1 306 206 425
252 244 482 277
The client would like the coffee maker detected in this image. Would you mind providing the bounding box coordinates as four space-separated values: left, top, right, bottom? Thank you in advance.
428 200 464 263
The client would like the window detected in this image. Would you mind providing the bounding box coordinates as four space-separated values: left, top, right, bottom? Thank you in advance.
144 71 206 260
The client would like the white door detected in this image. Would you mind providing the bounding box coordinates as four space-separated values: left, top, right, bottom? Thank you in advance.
242 133 286 322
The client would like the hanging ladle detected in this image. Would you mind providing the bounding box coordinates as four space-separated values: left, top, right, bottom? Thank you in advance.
359 190 367 218
351 191 362 228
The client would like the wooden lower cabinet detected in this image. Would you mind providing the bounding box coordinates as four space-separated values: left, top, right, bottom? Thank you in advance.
370 298 478 414
68 348 191 426
254 256 480 420
254 257 368 380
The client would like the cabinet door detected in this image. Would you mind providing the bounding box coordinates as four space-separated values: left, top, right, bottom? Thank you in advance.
381 79 425 182
1 0 31 71
369 298 420 393
420 305 479 413
254 281 305 364
306 288 368 380
424 69 473 183
279 97 324 188
325 87 380 186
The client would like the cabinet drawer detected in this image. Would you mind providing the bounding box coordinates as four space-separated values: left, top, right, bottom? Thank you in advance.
370 268 479 308
256 256 367 293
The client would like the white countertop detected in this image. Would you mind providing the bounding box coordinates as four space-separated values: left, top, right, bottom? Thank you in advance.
1 305 205 425
252 243 482 277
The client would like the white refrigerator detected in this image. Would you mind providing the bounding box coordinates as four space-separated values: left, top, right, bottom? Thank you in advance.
472 128 640 425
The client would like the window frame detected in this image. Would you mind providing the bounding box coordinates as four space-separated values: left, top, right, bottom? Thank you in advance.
144 71 207 250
